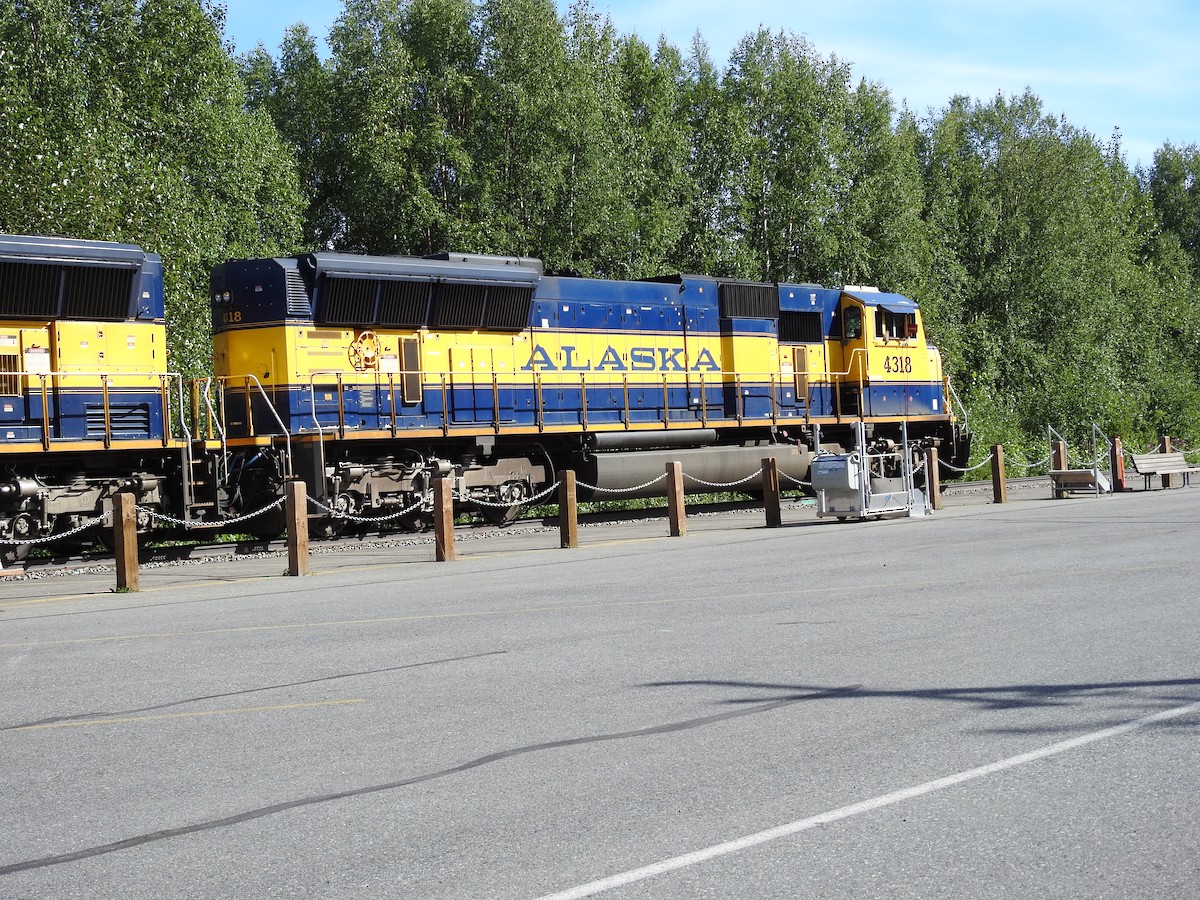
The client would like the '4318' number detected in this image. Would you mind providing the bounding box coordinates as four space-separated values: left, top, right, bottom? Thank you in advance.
884 354 912 374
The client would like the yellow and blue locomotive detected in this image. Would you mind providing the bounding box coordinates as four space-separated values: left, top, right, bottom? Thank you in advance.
208 249 968 528
0 234 181 561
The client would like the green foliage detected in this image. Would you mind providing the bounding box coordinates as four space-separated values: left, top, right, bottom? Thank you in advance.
916 91 1200 448
1 0 303 377
1145 143 1200 277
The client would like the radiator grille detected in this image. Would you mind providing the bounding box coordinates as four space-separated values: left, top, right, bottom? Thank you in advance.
319 277 377 325
86 403 152 438
285 269 312 317
430 282 486 329
0 261 62 317
483 285 534 330
718 281 778 319
779 310 824 343
62 266 135 319
379 279 431 327
0 353 19 395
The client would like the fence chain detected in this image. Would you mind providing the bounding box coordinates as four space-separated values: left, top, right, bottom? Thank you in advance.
458 480 562 509
0 512 111 546
779 472 812 488
1007 454 1052 470
307 495 426 523
938 453 995 474
682 468 764 490
140 497 286 529
575 473 668 495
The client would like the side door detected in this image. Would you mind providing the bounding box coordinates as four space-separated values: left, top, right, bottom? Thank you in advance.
837 296 867 418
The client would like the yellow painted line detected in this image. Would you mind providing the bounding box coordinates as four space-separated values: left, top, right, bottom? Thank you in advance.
0 574 284 611
7 699 365 732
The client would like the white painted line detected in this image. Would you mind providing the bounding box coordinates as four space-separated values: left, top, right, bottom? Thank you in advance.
533 699 1200 900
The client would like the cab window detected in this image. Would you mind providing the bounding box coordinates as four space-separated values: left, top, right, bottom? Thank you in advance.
843 306 862 340
875 309 916 340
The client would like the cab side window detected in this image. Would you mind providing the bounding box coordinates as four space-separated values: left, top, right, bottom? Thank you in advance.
843 306 862 340
875 309 916 340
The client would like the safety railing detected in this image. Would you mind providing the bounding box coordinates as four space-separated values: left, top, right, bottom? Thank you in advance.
289 357 913 437
193 375 294 481
0 369 186 451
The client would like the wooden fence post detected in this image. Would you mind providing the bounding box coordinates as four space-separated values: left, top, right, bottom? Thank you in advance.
991 444 1007 504
558 470 579 549
285 480 309 576
1160 435 1173 489
1110 436 1126 492
924 447 941 510
1051 440 1068 499
666 461 686 537
113 491 139 592
434 475 455 561
762 456 782 528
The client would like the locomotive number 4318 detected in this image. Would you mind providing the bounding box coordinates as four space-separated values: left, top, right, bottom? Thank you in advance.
883 354 913 374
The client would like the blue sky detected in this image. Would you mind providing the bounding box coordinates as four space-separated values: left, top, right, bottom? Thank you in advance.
224 0 1200 170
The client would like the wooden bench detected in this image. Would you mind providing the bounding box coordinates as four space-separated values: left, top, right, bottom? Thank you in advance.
1048 468 1110 497
1129 451 1200 489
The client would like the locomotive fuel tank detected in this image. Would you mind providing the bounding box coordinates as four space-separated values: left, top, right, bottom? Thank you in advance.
574 442 812 500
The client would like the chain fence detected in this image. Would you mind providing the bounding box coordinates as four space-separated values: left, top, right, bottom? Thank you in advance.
140 497 286 529
574 473 668 495
938 453 995 474
682 468 764 490
454 480 562 509
0 512 111 546
306 495 426 524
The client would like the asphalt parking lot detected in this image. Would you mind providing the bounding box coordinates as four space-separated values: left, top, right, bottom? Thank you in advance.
2 483 1198 898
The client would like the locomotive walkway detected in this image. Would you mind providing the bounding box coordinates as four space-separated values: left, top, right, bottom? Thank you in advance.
1 482 1198 897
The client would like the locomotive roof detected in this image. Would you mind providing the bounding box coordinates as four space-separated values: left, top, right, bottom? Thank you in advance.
299 251 542 285
0 233 159 267
841 287 921 313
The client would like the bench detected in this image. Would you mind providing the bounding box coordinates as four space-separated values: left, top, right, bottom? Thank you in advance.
1048 468 1110 498
1129 451 1200 489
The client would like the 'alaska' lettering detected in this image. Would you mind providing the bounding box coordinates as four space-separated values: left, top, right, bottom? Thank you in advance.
522 344 722 372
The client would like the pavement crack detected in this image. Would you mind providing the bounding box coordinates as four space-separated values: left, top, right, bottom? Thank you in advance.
0 650 506 733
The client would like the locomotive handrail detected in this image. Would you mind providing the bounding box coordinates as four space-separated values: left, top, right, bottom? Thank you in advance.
821 348 868 378
293 359 944 441
200 378 229 487
202 374 293 479
9 369 185 451
174 373 193 444
946 376 969 430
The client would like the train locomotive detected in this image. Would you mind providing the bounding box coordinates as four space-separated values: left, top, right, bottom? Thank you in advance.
0 233 969 561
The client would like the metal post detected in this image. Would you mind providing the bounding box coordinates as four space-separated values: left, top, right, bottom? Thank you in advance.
991 444 1007 504
762 456 782 528
1160 435 1173 489
113 492 139 592
434 475 455 561
558 470 579 549
666 461 686 537
924 446 941 510
1110 436 1126 492
285 480 309 576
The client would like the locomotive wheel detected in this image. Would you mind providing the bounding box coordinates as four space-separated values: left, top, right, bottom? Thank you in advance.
397 510 432 533
1 542 30 567
478 480 529 526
